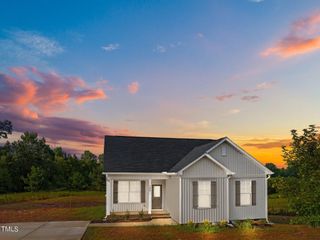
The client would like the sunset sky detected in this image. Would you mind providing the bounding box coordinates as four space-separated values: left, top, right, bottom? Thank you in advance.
1 0 320 167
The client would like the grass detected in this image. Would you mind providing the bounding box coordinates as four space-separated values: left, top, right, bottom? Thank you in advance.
82 224 320 240
268 194 293 215
0 191 105 223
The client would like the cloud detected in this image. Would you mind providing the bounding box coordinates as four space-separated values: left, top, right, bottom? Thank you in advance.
215 93 236 101
153 45 167 53
0 66 107 115
102 43 120 52
0 30 63 66
228 109 241 115
215 81 276 102
241 95 260 102
196 32 205 38
128 81 139 94
262 11 320 58
248 0 264 3
153 42 182 53
0 108 131 153
243 139 290 149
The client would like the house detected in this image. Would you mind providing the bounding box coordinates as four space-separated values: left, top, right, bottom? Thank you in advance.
103 135 273 224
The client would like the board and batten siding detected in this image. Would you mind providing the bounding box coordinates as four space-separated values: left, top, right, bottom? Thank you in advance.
181 156 228 223
229 177 267 220
209 142 265 177
165 176 180 222
181 177 228 223
183 156 226 178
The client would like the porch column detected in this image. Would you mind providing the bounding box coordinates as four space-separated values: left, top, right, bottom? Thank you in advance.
106 177 111 217
148 178 152 214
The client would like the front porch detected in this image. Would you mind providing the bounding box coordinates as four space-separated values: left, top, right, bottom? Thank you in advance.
104 173 172 218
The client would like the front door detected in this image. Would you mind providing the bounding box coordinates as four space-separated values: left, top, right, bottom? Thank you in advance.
152 185 162 209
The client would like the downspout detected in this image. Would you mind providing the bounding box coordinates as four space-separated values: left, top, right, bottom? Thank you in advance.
226 175 231 223
266 174 271 223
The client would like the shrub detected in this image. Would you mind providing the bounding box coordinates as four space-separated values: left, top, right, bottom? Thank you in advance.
217 220 228 228
290 215 320 228
139 209 144 219
235 220 253 230
199 220 220 233
124 210 130 220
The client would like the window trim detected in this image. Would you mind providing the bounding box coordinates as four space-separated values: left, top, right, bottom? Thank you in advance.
240 179 252 206
197 180 211 209
118 180 141 203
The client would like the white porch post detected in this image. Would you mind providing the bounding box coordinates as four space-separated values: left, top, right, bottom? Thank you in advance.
148 178 152 214
106 176 111 217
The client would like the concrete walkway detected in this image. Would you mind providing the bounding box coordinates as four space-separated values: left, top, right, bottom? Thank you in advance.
89 218 177 227
0 221 89 240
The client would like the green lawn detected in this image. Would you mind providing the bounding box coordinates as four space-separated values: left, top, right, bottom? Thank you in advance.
82 225 320 240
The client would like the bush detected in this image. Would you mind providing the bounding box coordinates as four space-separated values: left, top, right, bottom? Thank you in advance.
290 215 320 228
198 220 220 233
139 209 144 219
234 220 253 230
217 220 228 228
125 210 130 220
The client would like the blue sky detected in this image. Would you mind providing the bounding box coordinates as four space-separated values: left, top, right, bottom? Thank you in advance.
1 0 320 165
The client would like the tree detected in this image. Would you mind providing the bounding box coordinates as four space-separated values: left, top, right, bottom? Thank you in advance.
282 125 320 216
23 166 46 192
0 120 12 139
8 132 55 191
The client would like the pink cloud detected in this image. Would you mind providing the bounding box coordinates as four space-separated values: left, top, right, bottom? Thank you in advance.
0 67 107 115
0 107 132 154
128 81 139 94
262 11 320 58
215 93 235 101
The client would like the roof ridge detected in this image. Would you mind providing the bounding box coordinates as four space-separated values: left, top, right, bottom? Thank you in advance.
105 135 216 141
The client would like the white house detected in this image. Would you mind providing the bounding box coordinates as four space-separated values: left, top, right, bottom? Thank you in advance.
103 136 273 223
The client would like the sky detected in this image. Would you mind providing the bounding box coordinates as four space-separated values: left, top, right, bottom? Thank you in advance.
1 0 320 167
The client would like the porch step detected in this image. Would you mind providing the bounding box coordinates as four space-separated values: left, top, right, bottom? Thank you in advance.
151 213 171 219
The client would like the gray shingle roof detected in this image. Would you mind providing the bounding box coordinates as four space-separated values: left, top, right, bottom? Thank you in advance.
104 136 223 172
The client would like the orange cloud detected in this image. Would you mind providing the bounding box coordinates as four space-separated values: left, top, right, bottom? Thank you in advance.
261 36 320 58
243 139 290 149
128 81 139 94
262 11 320 58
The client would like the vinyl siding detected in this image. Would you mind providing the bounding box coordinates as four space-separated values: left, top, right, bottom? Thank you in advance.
165 176 180 222
181 157 228 223
183 156 226 178
209 142 265 177
181 177 228 223
229 177 267 220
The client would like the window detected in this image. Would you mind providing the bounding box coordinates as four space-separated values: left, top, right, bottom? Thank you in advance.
240 180 251 206
153 186 161 197
198 181 211 208
118 181 141 203
221 145 227 156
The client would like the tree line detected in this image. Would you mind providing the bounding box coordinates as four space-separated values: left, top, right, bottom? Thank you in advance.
0 120 104 193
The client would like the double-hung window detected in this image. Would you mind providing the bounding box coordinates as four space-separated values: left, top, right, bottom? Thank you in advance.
198 181 211 208
118 181 141 203
240 180 252 206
